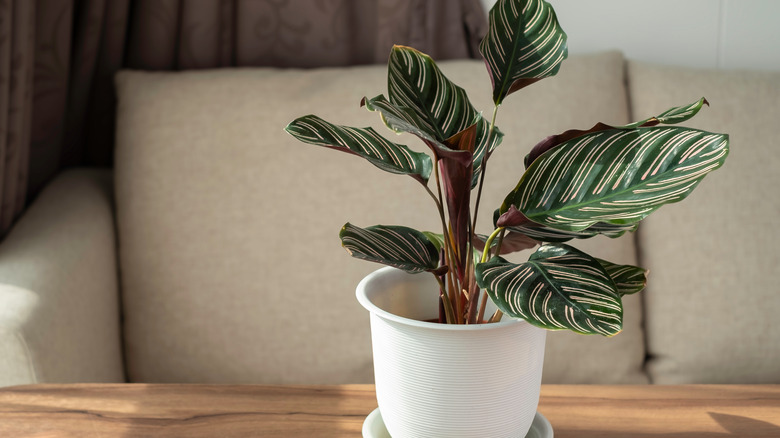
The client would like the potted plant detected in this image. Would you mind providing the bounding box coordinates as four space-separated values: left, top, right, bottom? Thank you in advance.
286 0 729 436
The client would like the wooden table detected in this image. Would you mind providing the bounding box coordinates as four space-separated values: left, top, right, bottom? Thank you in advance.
0 384 777 437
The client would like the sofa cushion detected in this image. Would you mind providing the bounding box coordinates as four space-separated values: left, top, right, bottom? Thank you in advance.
628 61 780 383
114 51 646 384
0 169 124 386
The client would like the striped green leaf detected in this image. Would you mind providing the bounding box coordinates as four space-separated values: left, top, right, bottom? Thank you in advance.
525 98 711 167
494 206 636 243
476 243 623 336
597 259 647 297
501 126 729 232
622 97 709 129
480 0 568 105
285 115 433 183
340 223 440 274
387 45 476 141
362 95 441 151
385 46 503 187
508 221 637 243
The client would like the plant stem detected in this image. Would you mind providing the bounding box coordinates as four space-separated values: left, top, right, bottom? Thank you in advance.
440 292 455 324
470 104 500 243
425 183 460 315
475 227 504 324
461 240 474 323
452 227 465 324
424 185 444 217
471 226 501 323
443 233 461 324
435 275 455 324
480 227 505 264
433 159 461 323
493 228 506 259
477 289 489 323
488 309 504 323
467 105 500 324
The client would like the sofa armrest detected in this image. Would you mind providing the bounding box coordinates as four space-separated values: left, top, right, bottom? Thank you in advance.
0 169 125 386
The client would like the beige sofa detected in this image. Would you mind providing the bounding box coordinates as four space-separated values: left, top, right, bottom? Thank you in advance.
1 52 778 387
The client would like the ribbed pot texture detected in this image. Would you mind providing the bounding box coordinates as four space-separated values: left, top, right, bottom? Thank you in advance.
356 267 547 438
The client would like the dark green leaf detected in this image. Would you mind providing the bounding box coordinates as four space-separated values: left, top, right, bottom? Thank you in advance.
285 115 432 183
597 259 647 297
622 97 709 129
501 126 729 232
362 95 442 152
340 223 441 274
480 0 568 104
387 46 476 141
509 221 637 243
476 244 623 336
494 206 637 242
383 46 503 187
525 98 710 168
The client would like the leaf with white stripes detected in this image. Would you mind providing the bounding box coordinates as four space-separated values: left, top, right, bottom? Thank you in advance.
385 46 503 187
622 97 709 129
508 221 637 243
387 46 477 141
597 259 647 297
501 126 729 232
340 223 441 274
285 115 433 184
362 94 471 167
494 206 637 243
476 243 623 336
524 98 711 168
480 0 568 105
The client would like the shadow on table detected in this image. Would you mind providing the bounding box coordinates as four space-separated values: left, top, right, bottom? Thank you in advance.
555 413 780 437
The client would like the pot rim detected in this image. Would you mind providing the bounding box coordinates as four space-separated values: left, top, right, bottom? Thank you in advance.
356 266 528 331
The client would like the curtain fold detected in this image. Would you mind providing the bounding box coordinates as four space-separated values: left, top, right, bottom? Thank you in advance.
0 0 35 233
7 0 487 236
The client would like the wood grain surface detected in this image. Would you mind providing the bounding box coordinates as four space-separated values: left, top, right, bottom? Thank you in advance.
0 384 777 437
538 385 780 438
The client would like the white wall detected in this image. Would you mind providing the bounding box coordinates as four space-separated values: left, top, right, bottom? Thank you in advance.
479 0 780 71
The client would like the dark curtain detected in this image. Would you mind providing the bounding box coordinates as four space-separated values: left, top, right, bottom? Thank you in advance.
2 0 487 236
0 1 35 234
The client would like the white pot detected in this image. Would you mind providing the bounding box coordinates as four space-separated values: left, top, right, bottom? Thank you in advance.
356 267 547 438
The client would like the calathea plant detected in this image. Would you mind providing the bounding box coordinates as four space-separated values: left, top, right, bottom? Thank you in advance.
285 0 729 335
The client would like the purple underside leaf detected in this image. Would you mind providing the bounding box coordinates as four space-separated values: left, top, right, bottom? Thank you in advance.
472 231 538 255
495 204 532 228
439 124 477 280
426 139 473 167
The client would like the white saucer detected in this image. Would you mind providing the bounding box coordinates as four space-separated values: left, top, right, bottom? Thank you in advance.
362 408 553 437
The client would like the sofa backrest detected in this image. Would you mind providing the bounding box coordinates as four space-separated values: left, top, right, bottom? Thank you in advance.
114 51 653 384
627 61 780 383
